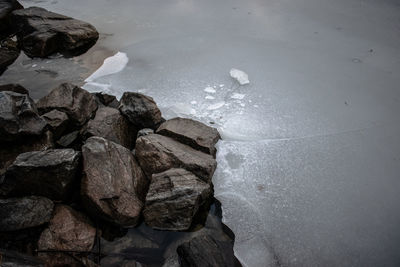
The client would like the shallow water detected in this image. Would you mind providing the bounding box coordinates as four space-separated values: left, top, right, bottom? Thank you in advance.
3 0 400 266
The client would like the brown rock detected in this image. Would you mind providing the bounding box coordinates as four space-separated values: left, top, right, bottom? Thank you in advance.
119 92 162 129
0 38 20 74
81 136 148 227
0 83 29 95
156 117 220 157
135 134 217 183
36 83 97 127
41 109 69 138
143 168 212 231
92 92 119 108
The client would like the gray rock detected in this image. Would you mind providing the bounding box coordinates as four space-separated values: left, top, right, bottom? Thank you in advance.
81 137 148 227
0 91 47 142
156 117 220 157
0 196 54 231
0 83 28 95
0 249 45 267
93 92 119 108
137 128 154 138
56 130 81 149
11 6 98 57
143 168 212 231
2 149 81 200
36 83 97 127
135 134 217 183
83 107 136 149
41 109 69 138
0 0 23 38
119 92 162 129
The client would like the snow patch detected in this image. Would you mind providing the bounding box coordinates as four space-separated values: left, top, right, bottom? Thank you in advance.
204 86 216 93
230 68 250 85
85 52 129 82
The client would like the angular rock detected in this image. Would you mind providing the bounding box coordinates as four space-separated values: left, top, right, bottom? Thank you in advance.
143 168 212 231
135 134 217 183
0 91 47 142
36 83 97 126
0 0 23 38
93 92 119 108
0 83 29 95
12 7 99 58
81 137 148 227
38 205 96 266
41 109 69 138
0 196 54 232
56 130 81 149
0 249 45 267
2 149 81 200
119 92 162 129
0 38 20 74
137 128 154 138
83 107 136 148
156 117 220 157
177 234 241 267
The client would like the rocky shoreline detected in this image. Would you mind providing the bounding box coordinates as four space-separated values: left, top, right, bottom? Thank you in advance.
0 1 241 266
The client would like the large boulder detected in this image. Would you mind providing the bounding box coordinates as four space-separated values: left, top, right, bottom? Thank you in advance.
156 117 220 157
41 109 69 139
0 39 20 74
83 107 136 149
135 134 217 183
81 136 148 227
119 92 163 129
0 83 29 95
92 92 119 108
11 6 99 57
0 91 47 142
0 0 23 38
38 205 96 266
36 83 97 127
1 149 81 200
0 196 54 232
143 168 212 231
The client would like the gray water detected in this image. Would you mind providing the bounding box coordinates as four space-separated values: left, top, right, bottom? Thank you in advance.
2 0 400 266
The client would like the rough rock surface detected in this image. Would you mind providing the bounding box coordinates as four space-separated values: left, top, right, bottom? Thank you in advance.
93 92 119 108
135 134 217 183
0 39 20 74
0 0 23 38
0 91 47 142
56 130 81 149
143 168 212 231
0 83 29 95
156 117 220 157
36 83 97 126
81 136 148 227
11 7 99 57
38 205 96 266
0 196 54 231
83 107 136 148
41 109 69 138
2 149 81 200
137 128 154 138
119 92 162 129
177 234 241 267
0 249 45 267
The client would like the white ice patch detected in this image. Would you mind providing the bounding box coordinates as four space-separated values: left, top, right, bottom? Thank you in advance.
162 103 197 119
230 68 250 85
205 95 215 100
204 86 216 93
207 101 225 110
231 93 246 100
85 52 129 82
190 100 197 105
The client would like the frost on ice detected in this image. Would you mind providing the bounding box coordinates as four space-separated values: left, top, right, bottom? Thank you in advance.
231 93 246 100
204 86 217 93
230 68 250 85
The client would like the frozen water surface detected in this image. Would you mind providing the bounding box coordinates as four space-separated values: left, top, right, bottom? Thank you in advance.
8 0 400 266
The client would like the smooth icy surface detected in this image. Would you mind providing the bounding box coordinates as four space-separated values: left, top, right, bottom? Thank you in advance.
7 0 400 266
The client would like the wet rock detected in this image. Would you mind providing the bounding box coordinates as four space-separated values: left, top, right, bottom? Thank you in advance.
143 168 212 231
36 83 97 127
0 38 19 74
38 205 96 266
135 134 217 183
177 234 241 267
81 136 148 227
41 109 69 138
83 107 136 149
119 92 162 129
0 91 47 142
137 128 154 138
11 7 99 58
93 92 119 108
156 117 220 157
0 83 29 95
0 0 23 38
0 196 54 232
1 149 81 200
0 249 45 267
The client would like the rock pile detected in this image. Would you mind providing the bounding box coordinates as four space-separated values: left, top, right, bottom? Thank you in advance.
0 82 240 266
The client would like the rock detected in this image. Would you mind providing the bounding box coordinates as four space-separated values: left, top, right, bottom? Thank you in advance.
0 83 28 95
56 130 81 149
143 168 212 231
41 109 69 138
101 256 143 267
83 107 136 149
0 249 45 267
135 134 217 183
81 137 148 227
93 92 119 108
1 149 81 200
38 205 96 266
0 91 47 142
177 234 241 267
11 7 99 57
0 196 54 232
156 118 220 157
0 0 23 38
36 83 97 127
119 92 162 129
0 38 20 74
137 128 154 138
